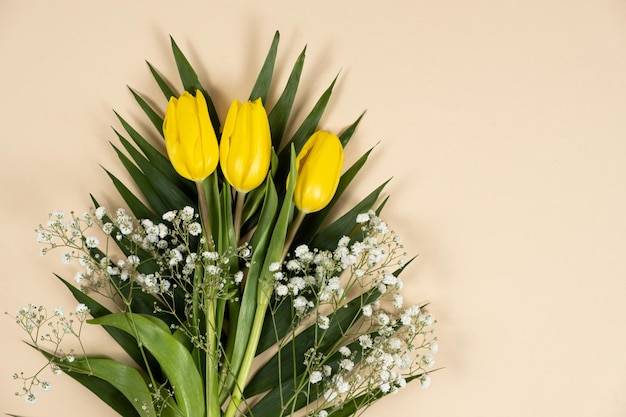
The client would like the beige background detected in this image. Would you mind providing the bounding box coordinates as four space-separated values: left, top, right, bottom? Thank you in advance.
2 1 626 416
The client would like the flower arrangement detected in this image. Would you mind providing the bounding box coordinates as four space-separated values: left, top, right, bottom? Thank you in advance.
8 32 437 417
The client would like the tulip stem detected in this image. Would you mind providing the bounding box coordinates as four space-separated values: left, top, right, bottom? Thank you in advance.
196 181 215 251
281 210 305 260
234 191 245 245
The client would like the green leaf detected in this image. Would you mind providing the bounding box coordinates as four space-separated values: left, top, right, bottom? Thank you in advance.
249 31 280 104
62 357 158 417
33 345 140 417
268 46 306 150
114 131 194 210
147 61 177 100
91 313 205 417
109 144 170 215
128 86 165 135
338 111 366 147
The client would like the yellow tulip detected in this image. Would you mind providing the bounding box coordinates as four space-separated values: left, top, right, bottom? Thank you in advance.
163 90 219 182
293 131 344 213
219 98 272 192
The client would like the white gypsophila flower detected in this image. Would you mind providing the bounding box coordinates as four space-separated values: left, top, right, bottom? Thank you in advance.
24 392 37 404
418 312 434 327
359 334 373 349
39 381 51 391
268 262 281 272
339 346 351 357
339 359 354 371
36 230 53 243
430 341 439 353
234 271 244 284
388 337 402 351
95 206 107 220
362 305 373 317
203 251 219 261
286 259 300 271
169 250 183 266
76 304 89 314
309 371 323 384
317 411 328 417
294 244 310 258
188 222 202 236
276 285 289 297
102 223 114 235
334 375 350 393
420 374 431 389
61 252 72 264
377 312 390 327
53 308 64 317
181 206 195 221
317 315 330 330
162 211 176 222
323 389 337 402
421 354 435 368
74 272 85 285
393 294 404 309
293 296 310 312
323 365 332 377
379 382 390 393
382 271 397 286
356 212 370 223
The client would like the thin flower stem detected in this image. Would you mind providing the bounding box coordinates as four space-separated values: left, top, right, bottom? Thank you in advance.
196 181 215 251
281 210 305 260
233 190 245 245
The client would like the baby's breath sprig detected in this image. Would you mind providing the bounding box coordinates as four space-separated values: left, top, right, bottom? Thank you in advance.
6 303 91 404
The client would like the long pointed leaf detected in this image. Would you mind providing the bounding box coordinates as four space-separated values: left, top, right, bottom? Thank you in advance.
127 87 165 135
114 112 196 197
268 46 306 150
115 132 194 210
249 31 280 104
147 61 177 100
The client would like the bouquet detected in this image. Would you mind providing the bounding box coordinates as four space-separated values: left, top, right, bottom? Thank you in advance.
9 32 437 417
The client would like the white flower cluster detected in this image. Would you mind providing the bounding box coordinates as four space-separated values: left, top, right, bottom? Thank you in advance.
36 207 249 303
270 211 437 416
7 303 90 404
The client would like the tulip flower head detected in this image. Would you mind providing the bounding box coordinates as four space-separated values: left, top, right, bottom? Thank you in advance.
163 90 219 182
220 98 272 193
293 131 344 213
